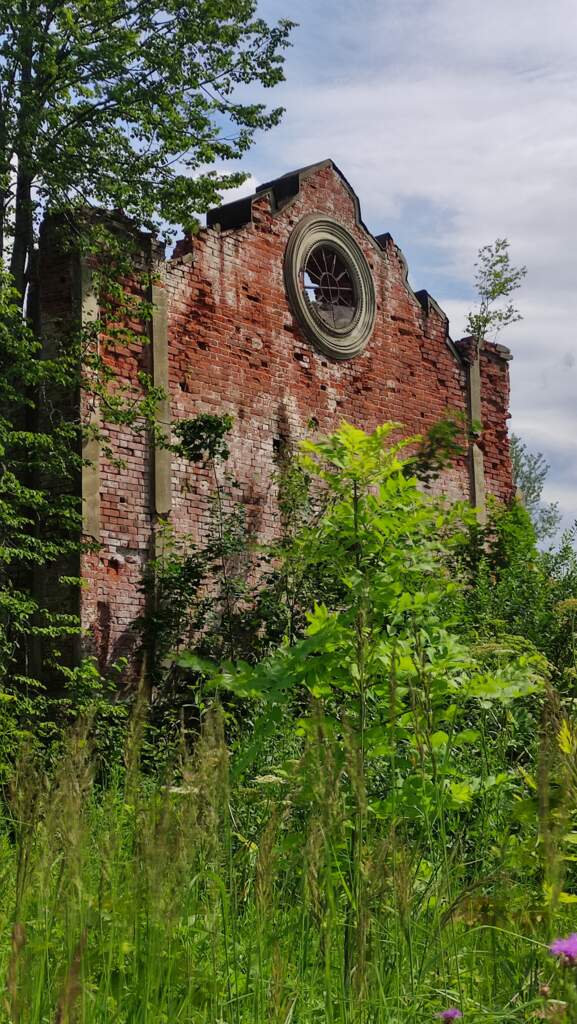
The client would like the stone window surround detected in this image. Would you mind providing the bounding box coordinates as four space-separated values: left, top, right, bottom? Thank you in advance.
284 213 377 361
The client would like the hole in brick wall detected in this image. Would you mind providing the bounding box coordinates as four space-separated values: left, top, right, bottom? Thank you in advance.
180 379 190 392
273 434 290 460
320 384 327 391
198 340 209 351
294 351 304 361
308 416 319 429
119 496 126 503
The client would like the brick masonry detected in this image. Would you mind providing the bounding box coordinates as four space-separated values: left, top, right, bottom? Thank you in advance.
39 160 514 672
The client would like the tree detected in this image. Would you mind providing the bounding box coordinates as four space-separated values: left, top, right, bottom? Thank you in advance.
466 238 526 356
510 433 562 542
0 0 292 689
187 424 545 993
0 266 81 679
0 0 293 300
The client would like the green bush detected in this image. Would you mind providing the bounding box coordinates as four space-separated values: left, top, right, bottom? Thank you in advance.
1 423 575 1022
458 497 577 690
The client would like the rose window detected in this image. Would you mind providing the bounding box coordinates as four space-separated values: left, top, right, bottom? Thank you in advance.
302 245 357 330
284 214 376 360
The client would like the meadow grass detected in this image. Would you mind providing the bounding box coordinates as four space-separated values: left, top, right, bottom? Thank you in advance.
0 703 572 1024
2 426 576 1022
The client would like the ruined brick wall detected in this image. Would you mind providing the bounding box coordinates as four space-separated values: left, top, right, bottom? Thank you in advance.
38 220 155 673
80 261 158 673
39 160 514 672
478 343 514 502
81 300 154 674
455 335 515 508
166 162 470 553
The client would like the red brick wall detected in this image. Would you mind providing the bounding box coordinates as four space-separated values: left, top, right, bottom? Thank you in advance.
167 163 471 547
455 335 515 506
38 221 155 672
478 343 514 503
81 270 154 673
39 162 514 671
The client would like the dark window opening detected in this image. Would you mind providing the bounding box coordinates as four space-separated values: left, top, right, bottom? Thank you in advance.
301 244 357 329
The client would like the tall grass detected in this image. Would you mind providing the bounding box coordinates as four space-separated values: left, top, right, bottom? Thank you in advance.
0 702 572 1024
2 424 575 1022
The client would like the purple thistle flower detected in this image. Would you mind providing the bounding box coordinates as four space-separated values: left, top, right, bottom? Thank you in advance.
436 1011 463 1021
550 933 577 963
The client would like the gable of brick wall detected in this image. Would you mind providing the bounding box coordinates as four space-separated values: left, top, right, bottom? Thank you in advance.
39 160 514 673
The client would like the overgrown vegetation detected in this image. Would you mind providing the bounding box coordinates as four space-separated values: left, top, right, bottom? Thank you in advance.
510 433 562 542
0 0 293 694
465 238 527 356
0 0 293 294
0 16 573 1006
1 423 577 1022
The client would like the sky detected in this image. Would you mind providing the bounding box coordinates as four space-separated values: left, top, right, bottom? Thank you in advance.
217 0 577 533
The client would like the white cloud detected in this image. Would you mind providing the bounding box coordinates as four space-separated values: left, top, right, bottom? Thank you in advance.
213 174 260 206
243 0 577 528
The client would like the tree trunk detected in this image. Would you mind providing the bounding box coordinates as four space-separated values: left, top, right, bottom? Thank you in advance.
10 5 34 306
10 169 33 302
0 193 5 269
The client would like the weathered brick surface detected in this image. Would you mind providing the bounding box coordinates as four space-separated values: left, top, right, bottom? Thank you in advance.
39 161 514 670
81 280 154 673
455 336 515 507
478 344 514 502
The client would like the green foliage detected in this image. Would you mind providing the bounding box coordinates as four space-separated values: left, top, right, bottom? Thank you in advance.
510 432 562 541
0 0 293 704
1 421 576 1022
190 426 544 791
466 238 526 353
140 413 248 685
458 497 577 690
0 0 293 294
0 269 135 759
141 415 320 720
172 412 235 465
410 409 469 486
0 655 130 784
141 411 242 692
141 524 208 675
0 268 81 681
56 656 131 766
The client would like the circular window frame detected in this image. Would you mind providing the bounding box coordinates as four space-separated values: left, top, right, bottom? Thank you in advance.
284 214 376 360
